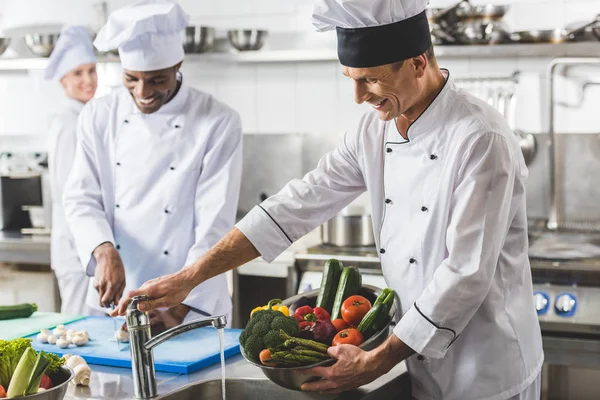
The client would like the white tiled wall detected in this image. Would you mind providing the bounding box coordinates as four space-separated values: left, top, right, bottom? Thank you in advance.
1 0 600 152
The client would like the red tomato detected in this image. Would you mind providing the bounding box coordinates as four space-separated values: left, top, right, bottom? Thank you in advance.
331 318 350 332
39 374 53 390
332 328 364 347
341 295 372 326
0 384 6 398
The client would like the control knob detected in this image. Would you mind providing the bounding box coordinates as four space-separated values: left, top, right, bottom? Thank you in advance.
554 293 577 316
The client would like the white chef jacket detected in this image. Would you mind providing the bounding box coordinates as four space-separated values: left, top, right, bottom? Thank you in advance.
48 97 84 274
48 97 101 316
63 78 242 319
236 71 543 400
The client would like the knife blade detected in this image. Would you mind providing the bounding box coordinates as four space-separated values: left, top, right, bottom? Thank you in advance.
110 302 122 351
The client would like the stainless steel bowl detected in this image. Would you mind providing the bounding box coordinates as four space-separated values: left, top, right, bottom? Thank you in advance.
321 214 375 247
182 26 215 53
241 285 398 391
24 33 60 57
21 365 73 399
453 21 509 45
0 38 11 56
227 30 267 51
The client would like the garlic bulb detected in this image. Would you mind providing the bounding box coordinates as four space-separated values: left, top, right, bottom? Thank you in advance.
37 388 46 393
56 338 70 349
72 334 88 346
72 364 91 386
115 329 129 343
37 331 49 343
47 335 58 344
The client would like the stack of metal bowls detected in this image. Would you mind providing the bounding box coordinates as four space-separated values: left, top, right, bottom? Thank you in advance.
24 33 60 57
227 29 268 51
0 38 11 56
240 285 398 391
452 5 510 45
182 26 215 53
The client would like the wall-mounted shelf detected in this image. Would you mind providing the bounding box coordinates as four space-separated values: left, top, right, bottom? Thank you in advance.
1 42 600 70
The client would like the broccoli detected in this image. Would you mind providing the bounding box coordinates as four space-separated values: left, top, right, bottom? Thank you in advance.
0 338 32 388
239 308 300 361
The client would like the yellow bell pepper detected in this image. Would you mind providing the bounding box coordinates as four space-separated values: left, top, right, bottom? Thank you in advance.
250 299 290 317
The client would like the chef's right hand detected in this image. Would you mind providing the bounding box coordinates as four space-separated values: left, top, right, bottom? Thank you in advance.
92 242 126 308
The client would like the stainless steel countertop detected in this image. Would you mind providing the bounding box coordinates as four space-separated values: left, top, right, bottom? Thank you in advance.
64 354 408 399
0 230 50 264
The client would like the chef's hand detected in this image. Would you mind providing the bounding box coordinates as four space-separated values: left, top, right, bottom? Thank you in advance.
93 242 126 308
301 335 412 394
111 268 195 316
300 345 385 394
148 304 190 335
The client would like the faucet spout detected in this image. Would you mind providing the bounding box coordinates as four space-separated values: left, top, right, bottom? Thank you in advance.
144 314 227 351
126 295 227 399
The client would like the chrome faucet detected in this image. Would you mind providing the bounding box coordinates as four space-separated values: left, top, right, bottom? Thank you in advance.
126 295 227 399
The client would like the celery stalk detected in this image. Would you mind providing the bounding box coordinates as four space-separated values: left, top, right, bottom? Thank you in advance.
6 347 37 397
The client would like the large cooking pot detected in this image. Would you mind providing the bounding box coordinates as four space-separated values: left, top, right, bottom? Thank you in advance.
321 212 375 247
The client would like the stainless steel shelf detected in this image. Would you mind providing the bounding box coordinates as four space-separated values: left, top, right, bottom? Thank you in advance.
1 42 599 69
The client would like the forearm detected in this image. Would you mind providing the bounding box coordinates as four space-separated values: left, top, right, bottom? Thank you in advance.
188 227 259 286
370 333 415 374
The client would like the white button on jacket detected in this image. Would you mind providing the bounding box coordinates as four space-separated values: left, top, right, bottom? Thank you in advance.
63 80 242 320
237 72 543 400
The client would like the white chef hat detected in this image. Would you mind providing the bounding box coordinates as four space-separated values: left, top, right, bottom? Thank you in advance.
44 26 97 80
312 0 431 68
93 0 189 71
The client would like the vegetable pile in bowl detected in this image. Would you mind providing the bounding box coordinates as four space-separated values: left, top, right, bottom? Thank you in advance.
0 338 66 398
239 259 397 390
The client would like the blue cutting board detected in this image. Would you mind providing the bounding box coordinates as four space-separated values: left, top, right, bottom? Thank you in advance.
26 316 242 374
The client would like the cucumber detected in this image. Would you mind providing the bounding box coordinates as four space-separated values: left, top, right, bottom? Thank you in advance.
330 266 362 320
0 303 38 320
373 288 395 311
357 302 388 338
315 259 344 313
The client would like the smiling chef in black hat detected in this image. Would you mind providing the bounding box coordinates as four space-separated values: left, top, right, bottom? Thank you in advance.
114 0 543 398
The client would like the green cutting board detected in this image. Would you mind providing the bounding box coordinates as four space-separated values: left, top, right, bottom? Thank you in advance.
0 312 87 340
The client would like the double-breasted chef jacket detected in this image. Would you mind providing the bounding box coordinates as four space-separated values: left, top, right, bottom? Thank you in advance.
63 78 242 320
237 71 543 400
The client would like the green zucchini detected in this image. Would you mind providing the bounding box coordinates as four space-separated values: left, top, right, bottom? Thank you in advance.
315 259 344 313
0 303 38 320
330 266 362 320
357 302 388 338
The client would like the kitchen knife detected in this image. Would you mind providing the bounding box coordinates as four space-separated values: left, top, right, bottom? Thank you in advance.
110 303 122 351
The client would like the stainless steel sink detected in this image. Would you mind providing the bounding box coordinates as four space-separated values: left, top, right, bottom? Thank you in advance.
158 375 411 400
158 378 344 399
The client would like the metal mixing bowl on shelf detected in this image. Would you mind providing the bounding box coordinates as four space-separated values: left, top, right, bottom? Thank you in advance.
240 285 398 391
182 26 215 53
0 38 11 56
227 29 268 51
24 33 60 57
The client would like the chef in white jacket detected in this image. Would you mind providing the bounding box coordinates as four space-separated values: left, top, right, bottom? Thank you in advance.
46 26 99 315
114 0 543 398
64 0 242 331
